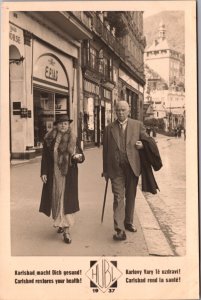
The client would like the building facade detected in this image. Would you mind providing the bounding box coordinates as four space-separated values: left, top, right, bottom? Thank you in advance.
9 11 92 159
80 11 146 147
144 22 185 131
144 22 185 88
9 11 146 158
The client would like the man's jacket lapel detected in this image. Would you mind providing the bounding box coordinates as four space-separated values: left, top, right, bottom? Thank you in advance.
111 121 120 149
126 118 134 145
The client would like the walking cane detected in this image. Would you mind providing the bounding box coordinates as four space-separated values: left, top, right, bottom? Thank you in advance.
101 178 109 223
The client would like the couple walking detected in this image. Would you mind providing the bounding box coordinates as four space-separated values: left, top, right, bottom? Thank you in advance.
39 101 161 244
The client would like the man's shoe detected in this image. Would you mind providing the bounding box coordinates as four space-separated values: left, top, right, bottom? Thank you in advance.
125 224 137 232
113 231 127 241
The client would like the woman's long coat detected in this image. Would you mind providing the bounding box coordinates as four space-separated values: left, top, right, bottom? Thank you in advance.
39 137 84 217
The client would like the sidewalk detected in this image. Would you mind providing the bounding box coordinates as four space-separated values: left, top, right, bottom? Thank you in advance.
11 145 173 256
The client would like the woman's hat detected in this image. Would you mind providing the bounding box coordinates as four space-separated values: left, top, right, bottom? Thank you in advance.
55 114 73 124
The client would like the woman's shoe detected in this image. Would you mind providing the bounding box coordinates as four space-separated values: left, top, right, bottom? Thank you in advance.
57 227 64 233
63 232 72 244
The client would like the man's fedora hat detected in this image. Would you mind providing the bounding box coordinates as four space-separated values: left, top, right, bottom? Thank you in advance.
55 114 73 124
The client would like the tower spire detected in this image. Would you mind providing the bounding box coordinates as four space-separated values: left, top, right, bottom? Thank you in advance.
158 21 166 40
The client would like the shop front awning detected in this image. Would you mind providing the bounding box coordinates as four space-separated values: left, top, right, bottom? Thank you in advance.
170 108 185 115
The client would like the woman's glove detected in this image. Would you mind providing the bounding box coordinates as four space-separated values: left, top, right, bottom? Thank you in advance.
72 153 83 163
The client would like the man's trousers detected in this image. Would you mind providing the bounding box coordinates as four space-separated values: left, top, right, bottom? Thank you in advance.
111 162 139 232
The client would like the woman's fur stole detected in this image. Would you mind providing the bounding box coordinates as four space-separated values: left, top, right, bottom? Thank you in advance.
44 128 76 176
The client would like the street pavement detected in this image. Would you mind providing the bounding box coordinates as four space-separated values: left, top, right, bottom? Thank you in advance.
11 149 149 256
143 134 186 256
10 134 183 257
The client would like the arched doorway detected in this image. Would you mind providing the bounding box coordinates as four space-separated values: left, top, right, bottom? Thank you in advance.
9 45 24 157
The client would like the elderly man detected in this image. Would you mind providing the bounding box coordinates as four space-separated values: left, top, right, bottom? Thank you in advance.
102 100 148 241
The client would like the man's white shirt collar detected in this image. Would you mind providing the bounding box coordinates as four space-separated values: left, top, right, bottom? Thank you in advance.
118 118 128 126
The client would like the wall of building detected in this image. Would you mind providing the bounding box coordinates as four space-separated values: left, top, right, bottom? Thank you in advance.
9 12 80 158
145 53 170 85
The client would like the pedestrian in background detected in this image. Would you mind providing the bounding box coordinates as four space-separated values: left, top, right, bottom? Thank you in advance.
102 101 149 241
178 127 182 138
174 127 178 138
146 126 151 136
184 128 186 140
39 115 85 244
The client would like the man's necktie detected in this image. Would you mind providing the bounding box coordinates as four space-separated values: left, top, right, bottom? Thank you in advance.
119 124 125 151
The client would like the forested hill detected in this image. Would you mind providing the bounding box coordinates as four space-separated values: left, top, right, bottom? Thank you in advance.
144 11 185 54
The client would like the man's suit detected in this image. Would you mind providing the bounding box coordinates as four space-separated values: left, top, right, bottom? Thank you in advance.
103 118 148 232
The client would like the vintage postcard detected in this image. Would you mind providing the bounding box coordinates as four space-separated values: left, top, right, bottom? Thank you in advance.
0 1 199 299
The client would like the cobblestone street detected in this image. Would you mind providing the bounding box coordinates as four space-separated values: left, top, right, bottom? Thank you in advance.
143 134 186 256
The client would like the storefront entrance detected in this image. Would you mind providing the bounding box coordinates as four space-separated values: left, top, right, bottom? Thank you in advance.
9 44 25 158
33 53 70 147
126 88 138 120
33 88 69 147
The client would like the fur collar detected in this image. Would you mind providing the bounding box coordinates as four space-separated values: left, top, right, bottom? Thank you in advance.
44 128 76 176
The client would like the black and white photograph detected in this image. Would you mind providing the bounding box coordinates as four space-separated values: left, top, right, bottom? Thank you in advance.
0 1 199 299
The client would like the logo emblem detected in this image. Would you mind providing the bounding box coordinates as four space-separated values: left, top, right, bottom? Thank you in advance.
86 259 122 293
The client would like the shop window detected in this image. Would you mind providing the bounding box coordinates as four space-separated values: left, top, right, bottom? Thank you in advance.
55 93 68 116
105 102 112 126
130 92 138 120
83 97 95 145
34 90 54 147
33 89 68 147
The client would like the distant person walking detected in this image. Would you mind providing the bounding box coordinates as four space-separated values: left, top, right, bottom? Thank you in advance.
39 115 85 244
146 126 151 136
178 128 182 138
184 128 186 140
174 127 178 138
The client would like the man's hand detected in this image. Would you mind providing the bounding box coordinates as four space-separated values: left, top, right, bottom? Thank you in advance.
135 141 143 150
102 172 109 181
41 175 47 184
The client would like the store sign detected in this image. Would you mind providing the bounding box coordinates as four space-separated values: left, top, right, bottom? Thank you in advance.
84 80 99 95
45 66 58 81
119 69 138 91
9 24 22 45
33 55 68 88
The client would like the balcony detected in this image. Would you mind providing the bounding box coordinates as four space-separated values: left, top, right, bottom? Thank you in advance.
82 51 101 74
82 51 114 84
92 14 145 83
92 14 125 58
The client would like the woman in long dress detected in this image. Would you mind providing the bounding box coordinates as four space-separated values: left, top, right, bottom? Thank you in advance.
39 115 84 244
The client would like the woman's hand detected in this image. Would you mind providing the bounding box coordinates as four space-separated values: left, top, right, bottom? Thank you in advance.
72 154 83 163
41 175 47 184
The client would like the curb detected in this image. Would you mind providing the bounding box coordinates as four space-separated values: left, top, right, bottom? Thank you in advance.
10 147 98 166
11 156 41 166
136 188 174 256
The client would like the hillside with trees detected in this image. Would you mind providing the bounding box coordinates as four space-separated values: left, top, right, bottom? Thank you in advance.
144 11 185 54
